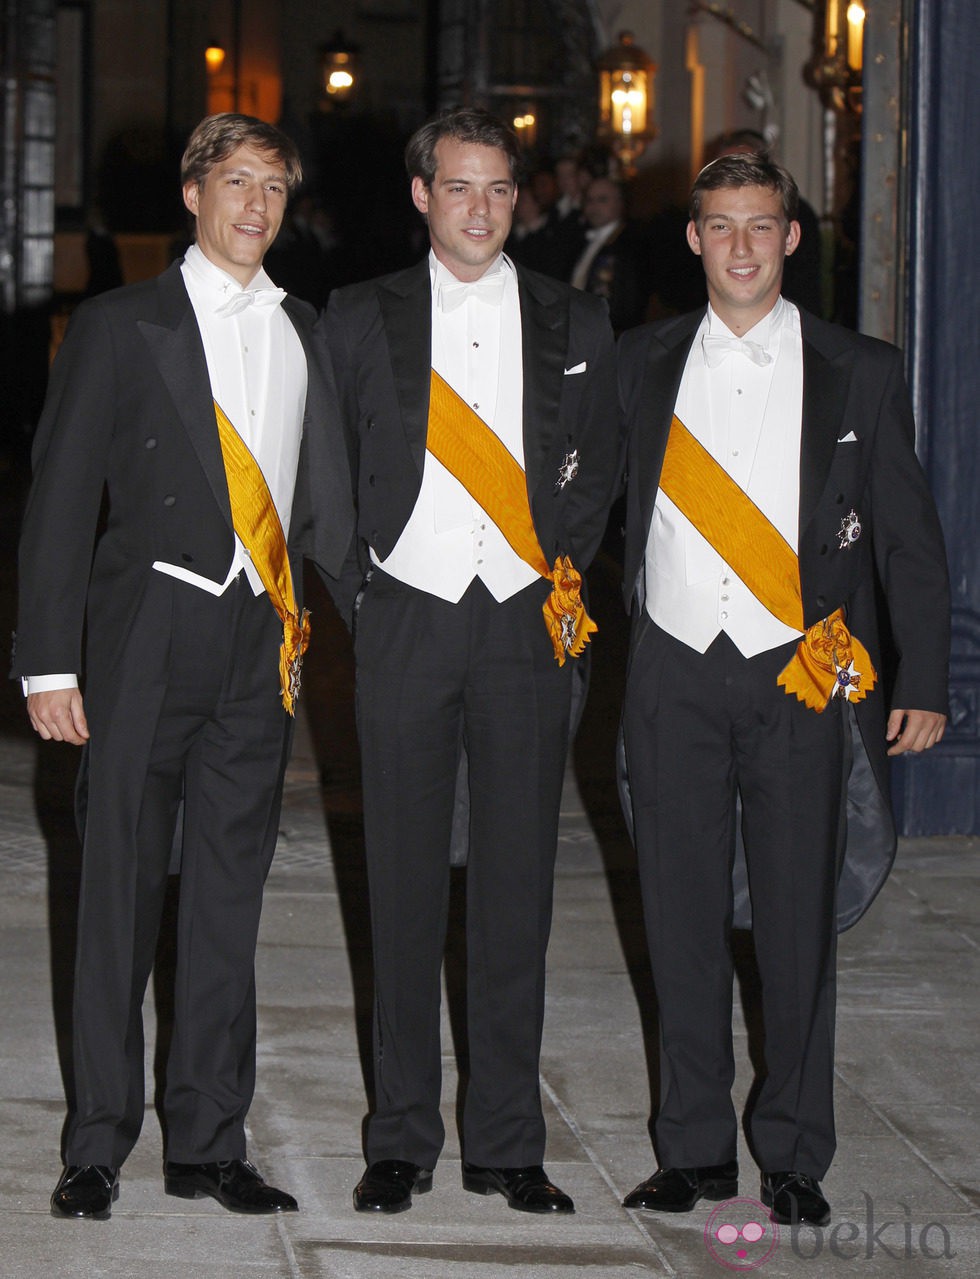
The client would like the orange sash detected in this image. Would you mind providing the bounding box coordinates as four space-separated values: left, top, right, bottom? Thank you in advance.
425 369 595 665
214 400 309 715
658 413 875 711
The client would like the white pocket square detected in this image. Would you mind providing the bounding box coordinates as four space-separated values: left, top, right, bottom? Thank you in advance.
838 430 858 443
564 362 586 375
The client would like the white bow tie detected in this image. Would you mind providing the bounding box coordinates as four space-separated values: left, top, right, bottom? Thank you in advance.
702 334 773 368
437 274 505 313
214 287 286 317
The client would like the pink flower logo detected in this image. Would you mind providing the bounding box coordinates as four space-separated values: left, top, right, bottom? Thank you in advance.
704 1197 781 1270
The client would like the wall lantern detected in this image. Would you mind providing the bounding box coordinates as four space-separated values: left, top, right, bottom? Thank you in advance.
597 30 657 177
806 0 865 112
320 30 360 104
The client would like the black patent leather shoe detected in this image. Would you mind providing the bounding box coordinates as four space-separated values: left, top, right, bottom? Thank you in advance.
761 1171 831 1226
353 1160 433 1213
462 1163 575 1214
164 1158 297 1214
623 1161 738 1211
50 1164 119 1219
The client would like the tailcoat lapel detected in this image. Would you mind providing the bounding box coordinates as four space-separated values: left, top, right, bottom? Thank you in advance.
379 258 433 477
136 261 233 527
283 295 355 570
799 311 854 539
516 265 567 493
636 312 702 542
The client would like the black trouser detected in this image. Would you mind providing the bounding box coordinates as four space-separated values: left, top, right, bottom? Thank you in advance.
623 618 846 1178
355 572 572 1169
67 573 290 1167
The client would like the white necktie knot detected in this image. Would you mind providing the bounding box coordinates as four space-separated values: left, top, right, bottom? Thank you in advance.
215 287 286 317
702 334 772 368
437 274 505 313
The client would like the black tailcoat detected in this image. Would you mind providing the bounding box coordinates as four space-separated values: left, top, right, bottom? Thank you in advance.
617 304 949 1176
13 261 354 1166
619 307 950 930
321 257 618 1167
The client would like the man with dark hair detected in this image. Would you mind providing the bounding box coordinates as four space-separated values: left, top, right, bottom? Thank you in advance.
322 106 618 1215
14 113 353 1219
617 153 948 1226
706 130 824 317
688 151 799 225
404 105 523 187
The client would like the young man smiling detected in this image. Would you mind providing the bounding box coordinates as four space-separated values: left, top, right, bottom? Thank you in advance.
15 113 353 1219
685 184 800 332
321 107 618 1216
616 153 948 1227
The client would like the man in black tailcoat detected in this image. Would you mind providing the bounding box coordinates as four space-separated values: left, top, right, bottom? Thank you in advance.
14 113 353 1220
617 153 949 1227
322 107 618 1216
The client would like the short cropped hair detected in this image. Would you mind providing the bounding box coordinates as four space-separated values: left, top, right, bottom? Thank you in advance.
405 107 522 187
690 152 799 227
180 113 303 192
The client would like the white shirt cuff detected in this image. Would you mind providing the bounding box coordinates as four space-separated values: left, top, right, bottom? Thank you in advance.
22 674 78 696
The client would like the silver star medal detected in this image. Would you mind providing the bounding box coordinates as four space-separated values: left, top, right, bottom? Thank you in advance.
556 449 580 491
837 509 862 549
559 611 577 651
832 659 862 700
287 650 304 705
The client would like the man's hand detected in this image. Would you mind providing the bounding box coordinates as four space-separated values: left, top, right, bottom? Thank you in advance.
886 708 946 756
26 689 90 745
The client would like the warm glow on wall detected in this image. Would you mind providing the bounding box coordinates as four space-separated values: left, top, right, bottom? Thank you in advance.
846 2 865 72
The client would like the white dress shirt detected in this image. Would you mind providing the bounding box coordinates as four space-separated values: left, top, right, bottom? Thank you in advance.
24 244 307 693
644 296 805 657
372 251 539 604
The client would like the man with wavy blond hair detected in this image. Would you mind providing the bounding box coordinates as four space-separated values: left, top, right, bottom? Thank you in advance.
15 113 353 1219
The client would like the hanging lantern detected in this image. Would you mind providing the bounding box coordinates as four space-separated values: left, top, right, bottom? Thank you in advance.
320 30 360 105
597 31 657 177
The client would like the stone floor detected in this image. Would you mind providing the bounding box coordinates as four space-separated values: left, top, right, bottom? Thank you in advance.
0 456 977 1277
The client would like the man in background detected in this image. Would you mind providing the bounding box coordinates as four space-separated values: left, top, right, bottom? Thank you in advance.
571 176 649 333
